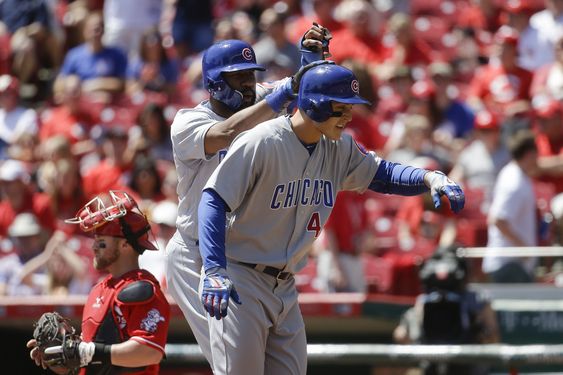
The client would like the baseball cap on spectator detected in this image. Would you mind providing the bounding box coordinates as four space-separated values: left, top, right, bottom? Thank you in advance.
0 74 19 93
494 26 519 46
474 110 499 130
151 200 178 228
0 159 30 183
8 213 42 237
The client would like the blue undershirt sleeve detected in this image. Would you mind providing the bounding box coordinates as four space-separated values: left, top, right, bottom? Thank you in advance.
369 160 431 195
198 189 229 272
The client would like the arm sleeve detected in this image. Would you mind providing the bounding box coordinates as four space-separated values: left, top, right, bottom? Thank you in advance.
369 159 430 196
198 188 229 271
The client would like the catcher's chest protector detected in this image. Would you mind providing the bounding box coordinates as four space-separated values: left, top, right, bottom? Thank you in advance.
82 278 126 343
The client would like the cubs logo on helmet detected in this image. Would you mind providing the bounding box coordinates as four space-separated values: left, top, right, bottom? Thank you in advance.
297 64 370 122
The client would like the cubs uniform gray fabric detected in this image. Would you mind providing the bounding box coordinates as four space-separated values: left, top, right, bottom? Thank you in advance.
202 116 379 374
165 83 275 365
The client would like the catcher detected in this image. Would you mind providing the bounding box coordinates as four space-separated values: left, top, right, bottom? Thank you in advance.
26 190 170 375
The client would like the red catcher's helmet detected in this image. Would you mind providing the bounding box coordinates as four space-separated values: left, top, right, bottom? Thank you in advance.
65 191 157 253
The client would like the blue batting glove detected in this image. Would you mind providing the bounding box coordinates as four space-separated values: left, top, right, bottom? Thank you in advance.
264 77 294 113
426 171 465 213
201 268 241 320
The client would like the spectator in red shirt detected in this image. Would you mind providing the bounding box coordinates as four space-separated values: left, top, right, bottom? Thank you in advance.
381 12 433 68
39 75 97 154
0 159 55 238
467 26 533 120
314 191 374 293
328 0 383 67
82 126 135 199
285 0 344 44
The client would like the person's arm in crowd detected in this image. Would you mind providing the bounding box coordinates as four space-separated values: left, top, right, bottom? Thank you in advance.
488 217 527 247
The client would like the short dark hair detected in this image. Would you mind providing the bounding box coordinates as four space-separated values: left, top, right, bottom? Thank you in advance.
507 129 537 160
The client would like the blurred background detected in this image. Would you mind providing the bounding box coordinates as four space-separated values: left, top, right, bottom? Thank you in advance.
2 0 563 374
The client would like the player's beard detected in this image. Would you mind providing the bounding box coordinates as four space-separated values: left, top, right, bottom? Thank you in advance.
93 244 120 271
239 89 256 109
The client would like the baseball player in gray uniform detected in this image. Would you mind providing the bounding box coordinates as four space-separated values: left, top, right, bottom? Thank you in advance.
197 63 466 375
165 25 331 368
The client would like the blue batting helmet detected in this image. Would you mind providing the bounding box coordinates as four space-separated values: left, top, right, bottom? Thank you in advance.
202 39 265 111
298 64 370 122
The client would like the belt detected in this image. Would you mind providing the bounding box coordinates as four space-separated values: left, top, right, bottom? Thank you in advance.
237 262 293 280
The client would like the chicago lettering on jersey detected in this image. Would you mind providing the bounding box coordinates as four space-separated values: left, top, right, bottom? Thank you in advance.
270 179 334 209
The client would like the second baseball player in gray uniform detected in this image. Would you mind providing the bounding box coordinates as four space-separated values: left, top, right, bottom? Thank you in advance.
198 63 466 375
165 27 330 368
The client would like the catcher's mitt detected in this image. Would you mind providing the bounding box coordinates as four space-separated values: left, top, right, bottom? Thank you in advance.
33 312 81 374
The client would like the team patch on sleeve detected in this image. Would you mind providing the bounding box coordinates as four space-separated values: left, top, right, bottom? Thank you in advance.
353 139 368 155
140 308 166 333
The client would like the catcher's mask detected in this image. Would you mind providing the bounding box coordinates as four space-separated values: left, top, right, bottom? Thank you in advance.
297 64 370 122
65 190 158 253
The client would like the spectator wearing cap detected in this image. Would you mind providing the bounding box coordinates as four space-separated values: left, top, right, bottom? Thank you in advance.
0 75 39 147
484 129 539 283
518 0 563 71
0 212 49 296
530 33 563 101
532 99 563 193
139 199 178 288
53 12 127 103
0 159 55 239
449 110 511 208
467 26 533 120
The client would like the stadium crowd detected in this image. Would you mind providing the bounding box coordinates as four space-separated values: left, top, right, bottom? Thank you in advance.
1 0 563 298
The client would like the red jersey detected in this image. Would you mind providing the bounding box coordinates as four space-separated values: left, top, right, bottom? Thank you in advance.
328 28 383 65
82 160 131 199
39 106 96 144
324 191 369 255
81 269 170 375
468 60 533 114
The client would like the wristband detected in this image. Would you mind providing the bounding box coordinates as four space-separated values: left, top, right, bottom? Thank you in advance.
92 343 112 364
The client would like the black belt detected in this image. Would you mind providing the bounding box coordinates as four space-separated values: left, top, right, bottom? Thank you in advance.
237 262 293 280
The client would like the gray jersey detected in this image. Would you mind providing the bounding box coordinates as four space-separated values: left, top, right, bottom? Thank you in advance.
170 84 273 241
204 116 381 273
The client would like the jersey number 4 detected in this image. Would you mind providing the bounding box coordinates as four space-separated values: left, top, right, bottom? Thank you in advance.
307 212 321 238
